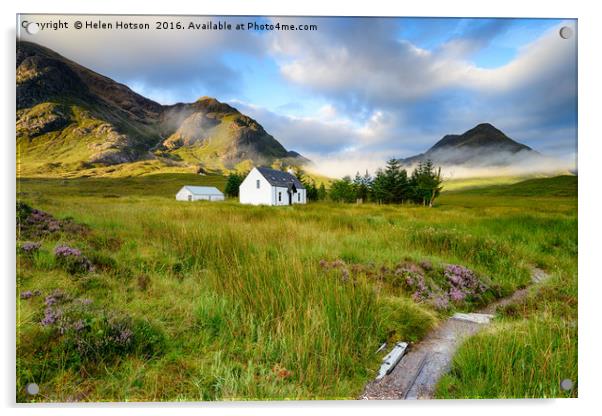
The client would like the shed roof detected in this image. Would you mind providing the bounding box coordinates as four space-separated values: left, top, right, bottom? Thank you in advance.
256 167 305 189
181 186 223 196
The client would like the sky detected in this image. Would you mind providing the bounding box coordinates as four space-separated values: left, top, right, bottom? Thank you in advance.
18 15 577 176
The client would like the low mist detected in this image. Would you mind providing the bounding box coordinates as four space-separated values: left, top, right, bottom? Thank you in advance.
306 148 576 180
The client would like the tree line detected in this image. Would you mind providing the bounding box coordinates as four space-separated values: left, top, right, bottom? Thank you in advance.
224 159 443 207
328 159 443 207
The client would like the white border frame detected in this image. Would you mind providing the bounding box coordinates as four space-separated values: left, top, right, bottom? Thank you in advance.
3 1 599 415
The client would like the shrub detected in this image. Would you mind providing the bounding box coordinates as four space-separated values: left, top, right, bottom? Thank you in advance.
54 244 93 274
20 290 33 300
322 258 494 311
443 264 488 303
39 291 166 367
19 241 41 256
17 202 89 239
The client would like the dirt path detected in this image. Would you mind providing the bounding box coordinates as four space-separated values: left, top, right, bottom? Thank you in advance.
361 268 549 400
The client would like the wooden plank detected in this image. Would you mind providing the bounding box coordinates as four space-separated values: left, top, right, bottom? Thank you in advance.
376 341 408 380
451 312 494 324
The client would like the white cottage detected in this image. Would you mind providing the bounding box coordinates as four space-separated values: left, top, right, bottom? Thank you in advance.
176 186 224 202
239 167 307 206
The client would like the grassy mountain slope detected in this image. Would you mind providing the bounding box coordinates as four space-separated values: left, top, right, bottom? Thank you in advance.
157 98 304 171
17 41 307 177
17 42 163 171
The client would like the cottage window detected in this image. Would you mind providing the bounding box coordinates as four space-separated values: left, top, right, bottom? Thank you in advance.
278 192 282 202
256 179 260 189
298 193 301 202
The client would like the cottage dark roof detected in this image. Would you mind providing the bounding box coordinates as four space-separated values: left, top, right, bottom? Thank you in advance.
256 167 305 190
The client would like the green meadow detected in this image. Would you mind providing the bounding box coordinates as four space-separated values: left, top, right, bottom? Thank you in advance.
16 174 577 401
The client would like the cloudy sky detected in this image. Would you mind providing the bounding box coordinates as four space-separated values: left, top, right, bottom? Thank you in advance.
19 15 577 176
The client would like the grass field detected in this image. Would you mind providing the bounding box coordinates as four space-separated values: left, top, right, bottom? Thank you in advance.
16 174 577 401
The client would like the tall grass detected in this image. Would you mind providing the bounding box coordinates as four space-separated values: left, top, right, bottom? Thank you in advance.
16 175 577 401
436 316 577 398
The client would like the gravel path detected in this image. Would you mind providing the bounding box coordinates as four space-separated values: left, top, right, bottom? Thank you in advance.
360 268 549 400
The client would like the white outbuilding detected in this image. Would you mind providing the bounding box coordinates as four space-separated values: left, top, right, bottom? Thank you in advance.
239 166 307 206
176 186 224 202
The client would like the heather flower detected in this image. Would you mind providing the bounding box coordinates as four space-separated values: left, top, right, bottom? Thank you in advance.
412 291 425 302
332 259 346 268
443 264 487 303
41 306 61 326
341 268 350 282
394 265 430 301
114 328 133 346
45 289 65 306
73 319 86 332
20 290 33 300
54 245 93 274
45 295 58 306
419 260 433 271
447 273 462 286
397 262 421 275
449 287 466 302
33 289 165 364
54 245 82 258
429 294 450 311
20 241 41 255
18 203 90 240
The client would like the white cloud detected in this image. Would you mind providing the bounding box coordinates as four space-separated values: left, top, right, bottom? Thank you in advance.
268 18 576 103
19 15 266 104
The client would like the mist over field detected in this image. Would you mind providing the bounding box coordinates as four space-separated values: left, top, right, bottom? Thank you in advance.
305 147 576 180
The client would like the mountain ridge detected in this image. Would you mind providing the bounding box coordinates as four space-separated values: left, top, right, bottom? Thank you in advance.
399 123 539 167
16 41 307 177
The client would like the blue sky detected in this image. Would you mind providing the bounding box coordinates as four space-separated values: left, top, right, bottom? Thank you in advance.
20 15 577 176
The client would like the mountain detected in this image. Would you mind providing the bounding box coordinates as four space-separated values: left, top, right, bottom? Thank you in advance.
16 41 307 177
157 97 308 169
400 123 538 167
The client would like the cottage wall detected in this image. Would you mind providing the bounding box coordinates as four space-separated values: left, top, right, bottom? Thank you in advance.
193 194 224 201
239 167 308 206
176 188 192 201
272 186 289 205
239 168 273 205
293 188 307 204
176 188 225 201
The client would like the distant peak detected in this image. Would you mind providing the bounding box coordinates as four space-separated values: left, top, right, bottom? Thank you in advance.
195 96 219 103
428 122 530 150
190 96 238 114
470 122 503 133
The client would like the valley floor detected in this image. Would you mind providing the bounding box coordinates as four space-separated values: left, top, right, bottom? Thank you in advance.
16 174 577 401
